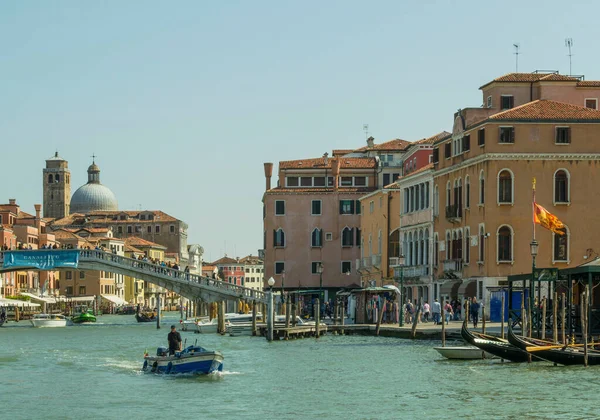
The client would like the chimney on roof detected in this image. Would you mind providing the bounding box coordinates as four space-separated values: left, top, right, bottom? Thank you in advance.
331 158 340 191
34 204 42 231
323 152 329 167
367 136 375 148
9 199 16 205
264 162 273 192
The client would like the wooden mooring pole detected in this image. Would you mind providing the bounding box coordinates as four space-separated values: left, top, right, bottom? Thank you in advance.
561 293 566 345
156 295 161 329
315 298 320 338
375 300 385 336
441 303 446 347
583 287 589 367
553 292 558 343
411 298 422 339
252 301 257 336
482 305 486 335
501 292 505 340
541 298 547 340
521 292 526 334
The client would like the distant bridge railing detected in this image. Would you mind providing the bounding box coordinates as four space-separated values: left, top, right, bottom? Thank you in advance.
0 249 267 303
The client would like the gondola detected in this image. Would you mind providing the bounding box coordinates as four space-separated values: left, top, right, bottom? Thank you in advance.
461 321 536 363
135 312 156 323
508 325 600 366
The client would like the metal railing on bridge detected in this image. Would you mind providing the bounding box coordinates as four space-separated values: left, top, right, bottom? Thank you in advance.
0 249 267 303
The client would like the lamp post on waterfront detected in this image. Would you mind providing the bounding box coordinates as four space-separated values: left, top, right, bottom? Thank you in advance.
318 263 324 297
267 276 275 342
397 254 405 327
530 240 538 337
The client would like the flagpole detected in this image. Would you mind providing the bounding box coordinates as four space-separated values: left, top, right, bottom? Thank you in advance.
529 178 537 339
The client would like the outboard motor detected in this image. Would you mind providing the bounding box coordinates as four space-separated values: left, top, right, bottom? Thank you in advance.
156 347 168 357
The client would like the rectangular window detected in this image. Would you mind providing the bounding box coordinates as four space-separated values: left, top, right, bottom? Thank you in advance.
127 226 132 234
117 226 123 234
392 173 400 182
313 177 325 187
369 201 374 214
311 200 322 215
287 177 299 187
444 143 451 159
342 228 354 247
478 129 485 146
499 127 515 144
432 148 439 163
354 176 366 186
66 286 73 296
300 177 312 187
339 200 354 215
274 229 285 247
311 262 322 274
275 200 285 215
356 228 361 246
79 286 86 295
325 232 333 241
465 228 470 264
147 226 152 233
79 271 85 279
170 225 175 233
340 177 353 186
135 226 142 233
341 261 351 274
355 200 361 214
155 225 160 234
383 173 390 185
275 262 284 274
555 127 570 144
500 95 514 110
327 177 334 186
66 271 72 280
311 229 323 247
487 96 492 108
463 134 471 151
585 98 598 110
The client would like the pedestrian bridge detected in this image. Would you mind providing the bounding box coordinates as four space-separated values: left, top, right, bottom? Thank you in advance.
0 250 267 304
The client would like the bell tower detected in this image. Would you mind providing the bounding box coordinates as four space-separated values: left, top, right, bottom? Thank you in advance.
43 152 71 219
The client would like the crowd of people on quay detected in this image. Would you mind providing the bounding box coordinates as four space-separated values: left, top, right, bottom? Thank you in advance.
404 297 483 327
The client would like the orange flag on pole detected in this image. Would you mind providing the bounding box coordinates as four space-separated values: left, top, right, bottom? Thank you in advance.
533 202 565 235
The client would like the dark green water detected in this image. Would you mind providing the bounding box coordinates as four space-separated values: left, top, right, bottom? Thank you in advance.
1 314 598 419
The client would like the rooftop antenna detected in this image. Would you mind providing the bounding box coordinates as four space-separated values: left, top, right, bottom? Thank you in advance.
565 38 574 75
363 124 369 140
513 43 520 72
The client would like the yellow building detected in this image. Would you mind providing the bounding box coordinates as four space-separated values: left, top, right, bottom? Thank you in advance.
124 236 168 309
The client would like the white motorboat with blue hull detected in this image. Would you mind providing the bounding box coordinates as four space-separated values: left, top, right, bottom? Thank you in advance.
142 345 224 375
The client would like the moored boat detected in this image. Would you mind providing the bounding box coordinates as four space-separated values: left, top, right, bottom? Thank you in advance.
30 313 68 328
461 321 534 363
508 326 600 366
142 345 224 375
434 345 494 360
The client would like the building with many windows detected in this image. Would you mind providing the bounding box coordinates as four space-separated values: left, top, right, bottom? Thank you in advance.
432 71 600 306
239 255 264 291
262 154 378 299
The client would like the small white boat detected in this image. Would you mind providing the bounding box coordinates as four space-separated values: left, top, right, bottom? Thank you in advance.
30 313 68 328
196 318 231 334
434 346 495 360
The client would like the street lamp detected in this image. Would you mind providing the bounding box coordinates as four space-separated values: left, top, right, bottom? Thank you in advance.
267 277 275 342
398 254 405 327
281 271 286 305
317 262 324 297
530 240 538 337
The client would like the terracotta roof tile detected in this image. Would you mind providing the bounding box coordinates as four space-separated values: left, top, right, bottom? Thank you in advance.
480 72 580 89
332 149 353 156
279 157 376 170
124 244 144 254
267 187 375 194
212 256 239 265
577 81 600 87
124 236 167 249
239 255 262 264
354 138 411 152
396 163 434 181
489 99 600 121
414 131 451 145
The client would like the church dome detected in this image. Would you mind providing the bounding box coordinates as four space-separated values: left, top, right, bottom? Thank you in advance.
70 160 118 214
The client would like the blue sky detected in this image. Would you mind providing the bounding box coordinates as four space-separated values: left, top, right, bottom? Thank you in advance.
1 1 599 261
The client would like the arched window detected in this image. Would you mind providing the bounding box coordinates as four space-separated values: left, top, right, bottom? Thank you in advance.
457 230 463 260
407 232 413 264
553 226 569 262
446 231 451 260
497 225 513 262
55 174 60 182
433 185 439 216
311 228 323 247
479 170 485 205
446 181 451 207
479 225 485 262
48 174 53 184
464 227 471 264
425 182 430 209
342 227 354 247
554 169 570 204
498 169 513 204
465 176 470 209
424 228 430 266
415 184 420 210
433 233 439 267
274 229 285 247
419 230 424 265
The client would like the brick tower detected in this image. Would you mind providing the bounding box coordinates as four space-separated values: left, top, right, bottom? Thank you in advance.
43 152 71 219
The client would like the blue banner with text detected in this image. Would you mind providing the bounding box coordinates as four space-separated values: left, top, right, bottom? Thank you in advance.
3 250 80 270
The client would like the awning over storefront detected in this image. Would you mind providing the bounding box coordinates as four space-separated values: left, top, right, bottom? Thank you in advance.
101 295 128 306
458 279 477 296
19 293 57 304
0 298 41 307
67 296 96 302
440 280 462 297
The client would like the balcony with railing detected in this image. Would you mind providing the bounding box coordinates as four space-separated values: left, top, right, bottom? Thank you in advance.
442 259 463 278
445 204 462 223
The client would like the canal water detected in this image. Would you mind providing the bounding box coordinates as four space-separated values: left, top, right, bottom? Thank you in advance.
1 314 599 419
